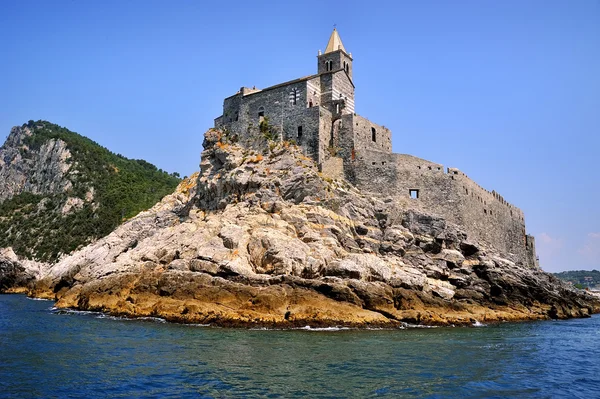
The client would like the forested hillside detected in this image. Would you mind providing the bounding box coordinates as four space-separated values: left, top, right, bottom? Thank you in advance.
0 120 181 262
553 270 600 289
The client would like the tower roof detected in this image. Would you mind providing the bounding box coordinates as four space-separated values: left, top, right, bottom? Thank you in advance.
324 28 346 54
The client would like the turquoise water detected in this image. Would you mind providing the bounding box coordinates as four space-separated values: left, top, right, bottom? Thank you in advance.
1 294 599 398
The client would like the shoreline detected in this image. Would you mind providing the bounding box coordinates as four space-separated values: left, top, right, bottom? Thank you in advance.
5 280 597 330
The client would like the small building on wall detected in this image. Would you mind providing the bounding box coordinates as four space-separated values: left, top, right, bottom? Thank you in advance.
214 29 537 269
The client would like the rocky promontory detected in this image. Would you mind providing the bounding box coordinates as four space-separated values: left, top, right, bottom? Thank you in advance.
12 129 600 327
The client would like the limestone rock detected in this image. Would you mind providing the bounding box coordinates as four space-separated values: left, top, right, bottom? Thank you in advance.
14 129 599 327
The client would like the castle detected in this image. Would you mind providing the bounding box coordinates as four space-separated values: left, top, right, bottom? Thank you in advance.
215 29 538 268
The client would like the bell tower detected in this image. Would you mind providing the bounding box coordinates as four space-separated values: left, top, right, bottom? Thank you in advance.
317 28 353 79
317 28 355 116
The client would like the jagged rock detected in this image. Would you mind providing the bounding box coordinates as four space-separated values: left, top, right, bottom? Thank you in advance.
0 126 72 202
9 129 598 328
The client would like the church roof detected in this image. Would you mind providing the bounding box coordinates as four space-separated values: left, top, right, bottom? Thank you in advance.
324 28 346 54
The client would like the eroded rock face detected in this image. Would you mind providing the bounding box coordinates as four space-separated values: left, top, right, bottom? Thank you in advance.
0 248 48 293
0 126 72 201
24 129 600 327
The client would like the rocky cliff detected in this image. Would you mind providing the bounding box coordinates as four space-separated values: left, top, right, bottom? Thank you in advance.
19 129 599 327
0 121 181 262
0 124 72 201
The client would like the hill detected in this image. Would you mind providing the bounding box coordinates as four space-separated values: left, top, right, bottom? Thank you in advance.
0 120 181 262
554 270 600 289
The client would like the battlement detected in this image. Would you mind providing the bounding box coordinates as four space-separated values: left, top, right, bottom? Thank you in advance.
448 168 525 221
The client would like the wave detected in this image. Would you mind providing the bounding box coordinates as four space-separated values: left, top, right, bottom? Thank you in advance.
26 297 53 301
402 323 439 329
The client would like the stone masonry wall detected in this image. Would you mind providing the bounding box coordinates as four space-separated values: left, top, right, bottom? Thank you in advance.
216 81 322 161
352 115 392 154
332 71 355 114
349 151 532 266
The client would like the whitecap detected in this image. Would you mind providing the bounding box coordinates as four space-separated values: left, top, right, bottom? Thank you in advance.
402 323 439 329
295 326 351 331
26 296 53 301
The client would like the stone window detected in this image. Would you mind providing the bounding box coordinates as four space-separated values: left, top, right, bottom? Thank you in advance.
326 60 333 71
371 127 376 142
309 100 313 107
297 126 303 139
290 88 299 105
336 104 340 114
484 209 487 214
258 107 265 122
409 189 419 199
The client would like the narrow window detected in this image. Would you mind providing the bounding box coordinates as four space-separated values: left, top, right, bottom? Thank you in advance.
291 88 297 105
235 112 239 121
309 100 313 107
345 63 349 73
297 126 302 139
371 127 376 142
409 189 419 199
484 209 487 214
336 103 340 113
258 107 265 122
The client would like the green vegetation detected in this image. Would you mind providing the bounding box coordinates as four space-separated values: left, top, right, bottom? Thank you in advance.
0 120 181 262
553 270 600 289
259 117 278 142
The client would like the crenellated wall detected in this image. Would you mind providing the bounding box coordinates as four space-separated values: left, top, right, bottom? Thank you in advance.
349 151 533 266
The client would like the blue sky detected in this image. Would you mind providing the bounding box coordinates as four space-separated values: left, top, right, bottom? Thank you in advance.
1 1 598 272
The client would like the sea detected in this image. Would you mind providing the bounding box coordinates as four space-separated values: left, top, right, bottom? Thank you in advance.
0 294 598 398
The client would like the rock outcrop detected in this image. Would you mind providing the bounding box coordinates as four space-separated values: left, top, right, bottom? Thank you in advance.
0 248 47 293
18 129 600 327
0 124 72 201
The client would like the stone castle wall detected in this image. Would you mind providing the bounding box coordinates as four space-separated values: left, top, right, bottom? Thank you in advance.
216 81 325 161
349 151 533 266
